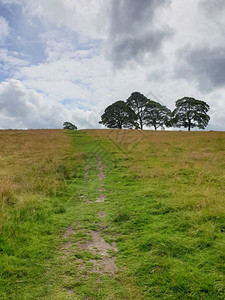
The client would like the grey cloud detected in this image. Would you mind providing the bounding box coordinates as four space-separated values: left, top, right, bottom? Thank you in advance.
175 46 225 92
208 109 225 131
108 29 172 68
199 0 225 16
110 0 167 36
199 0 225 36
107 0 172 68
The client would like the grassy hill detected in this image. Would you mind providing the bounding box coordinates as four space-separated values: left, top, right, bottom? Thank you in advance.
0 129 224 299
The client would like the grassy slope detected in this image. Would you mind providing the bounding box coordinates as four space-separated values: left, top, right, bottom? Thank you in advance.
0 130 84 299
84 129 225 299
0 129 224 299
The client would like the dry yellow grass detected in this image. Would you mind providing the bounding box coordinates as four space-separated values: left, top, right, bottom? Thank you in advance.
0 129 75 230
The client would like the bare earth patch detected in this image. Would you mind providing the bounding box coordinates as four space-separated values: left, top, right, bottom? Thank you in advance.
62 226 75 255
63 226 74 239
67 289 74 295
95 195 106 203
97 211 107 218
79 230 117 275
97 156 105 181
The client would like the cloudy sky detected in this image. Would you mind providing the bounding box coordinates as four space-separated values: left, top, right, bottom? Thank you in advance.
0 0 224 130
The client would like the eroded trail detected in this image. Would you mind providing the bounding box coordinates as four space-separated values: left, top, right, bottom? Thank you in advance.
77 155 117 277
61 154 118 298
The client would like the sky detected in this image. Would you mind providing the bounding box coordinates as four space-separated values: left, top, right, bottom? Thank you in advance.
0 0 225 130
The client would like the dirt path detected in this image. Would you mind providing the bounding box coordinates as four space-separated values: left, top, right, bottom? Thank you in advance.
80 155 117 276
62 154 118 297
97 156 105 181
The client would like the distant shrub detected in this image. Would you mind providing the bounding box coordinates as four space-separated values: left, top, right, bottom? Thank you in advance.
63 122 77 130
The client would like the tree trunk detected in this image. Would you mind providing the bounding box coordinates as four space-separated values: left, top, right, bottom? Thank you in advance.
140 118 143 130
188 119 191 131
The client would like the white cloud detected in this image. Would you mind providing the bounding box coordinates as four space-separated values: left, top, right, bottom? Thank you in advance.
0 16 9 42
0 49 28 67
23 0 109 40
0 79 100 129
14 48 111 106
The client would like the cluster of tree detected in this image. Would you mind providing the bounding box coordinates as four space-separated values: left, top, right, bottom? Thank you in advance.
99 92 210 131
63 122 77 130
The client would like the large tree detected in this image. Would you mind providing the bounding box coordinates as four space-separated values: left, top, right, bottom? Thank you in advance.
144 101 171 130
126 92 149 129
171 97 210 131
99 100 138 129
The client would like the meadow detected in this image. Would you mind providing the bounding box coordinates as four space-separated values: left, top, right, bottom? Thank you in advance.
0 130 83 299
0 129 224 299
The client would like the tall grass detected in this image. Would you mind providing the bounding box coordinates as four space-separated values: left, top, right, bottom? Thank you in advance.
0 130 73 195
0 129 82 299
0 130 78 230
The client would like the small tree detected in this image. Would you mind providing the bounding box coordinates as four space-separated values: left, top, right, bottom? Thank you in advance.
171 97 210 131
99 100 138 129
144 101 171 130
63 122 77 130
126 92 149 129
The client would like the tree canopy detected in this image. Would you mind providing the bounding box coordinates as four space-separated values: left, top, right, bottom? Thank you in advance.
171 97 210 131
63 122 77 130
126 92 149 130
144 101 171 130
99 100 138 129
99 93 210 131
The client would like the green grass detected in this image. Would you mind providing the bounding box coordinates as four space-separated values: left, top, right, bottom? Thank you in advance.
0 129 224 299
82 129 225 299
